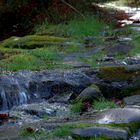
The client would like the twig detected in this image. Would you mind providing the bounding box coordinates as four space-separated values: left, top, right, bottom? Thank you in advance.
60 0 85 19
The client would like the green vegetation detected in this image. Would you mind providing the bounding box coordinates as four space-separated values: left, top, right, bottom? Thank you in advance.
47 122 140 139
42 114 49 120
1 35 67 49
80 51 105 68
0 13 139 72
0 47 62 71
34 15 112 39
129 35 140 56
92 99 117 110
0 14 112 72
70 102 83 113
48 125 74 138
21 128 47 140
20 122 140 140
20 128 36 138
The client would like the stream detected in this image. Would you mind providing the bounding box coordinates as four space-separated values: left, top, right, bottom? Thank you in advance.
98 0 140 27
0 1 140 140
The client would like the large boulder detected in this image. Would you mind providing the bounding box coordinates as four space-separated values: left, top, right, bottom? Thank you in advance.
97 64 140 98
123 94 140 106
72 126 128 140
12 102 69 118
97 108 140 124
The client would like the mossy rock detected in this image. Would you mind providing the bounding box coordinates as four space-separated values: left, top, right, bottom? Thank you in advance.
0 35 67 49
72 126 128 140
76 84 103 102
98 65 140 82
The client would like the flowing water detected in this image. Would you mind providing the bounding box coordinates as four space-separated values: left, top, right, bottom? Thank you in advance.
98 0 140 27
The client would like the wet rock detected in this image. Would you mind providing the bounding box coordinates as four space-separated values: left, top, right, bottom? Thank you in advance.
106 42 133 56
123 95 140 106
72 126 128 140
118 37 132 42
130 129 140 140
12 102 70 118
76 84 103 102
125 58 140 65
0 69 92 110
97 56 115 62
98 108 140 124
84 36 97 48
97 81 129 98
48 92 74 103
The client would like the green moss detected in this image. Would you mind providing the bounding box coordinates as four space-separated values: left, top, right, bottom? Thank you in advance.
0 47 67 71
47 122 140 139
107 122 140 136
90 84 100 92
73 135 123 140
0 54 39 71
1 35 67 49
98 65 140 81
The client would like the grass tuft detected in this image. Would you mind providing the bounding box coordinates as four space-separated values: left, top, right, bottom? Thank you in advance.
93 99 117 110
34 15 112 39
70 102 83 113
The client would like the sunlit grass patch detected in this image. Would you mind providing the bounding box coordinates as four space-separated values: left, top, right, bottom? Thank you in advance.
34 15 112 39
0 46 64 71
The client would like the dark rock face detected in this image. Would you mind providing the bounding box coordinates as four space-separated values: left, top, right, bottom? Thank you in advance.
0 69 92 110
1 64 140 110
72 126 128 140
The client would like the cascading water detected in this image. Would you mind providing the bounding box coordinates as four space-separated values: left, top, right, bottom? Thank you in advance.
19 92 27 105
0 89 8 111
0 76 29 111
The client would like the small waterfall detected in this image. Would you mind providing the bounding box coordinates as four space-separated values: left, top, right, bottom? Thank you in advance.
19 92 27 105
14 79 28 105
0 90 8 111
